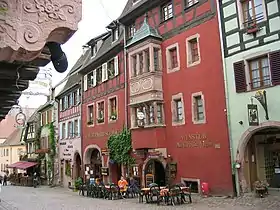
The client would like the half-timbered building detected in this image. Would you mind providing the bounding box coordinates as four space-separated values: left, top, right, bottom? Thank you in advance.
118 0 233 195
80 30 125 184
219 0 280 195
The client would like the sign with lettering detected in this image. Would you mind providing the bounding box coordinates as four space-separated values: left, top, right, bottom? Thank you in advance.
87 130 120 139
176 133 219 149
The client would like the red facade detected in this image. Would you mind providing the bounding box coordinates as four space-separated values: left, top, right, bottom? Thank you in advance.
123 0 233 195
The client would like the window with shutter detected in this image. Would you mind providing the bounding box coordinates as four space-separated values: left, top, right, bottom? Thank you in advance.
114 56 119 76
233 61 247 93
93 69 97 87
83 75 88 91
270 50 280 85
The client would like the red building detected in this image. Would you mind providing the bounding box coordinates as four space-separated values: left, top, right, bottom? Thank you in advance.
118 0 233 195
80 31 125 183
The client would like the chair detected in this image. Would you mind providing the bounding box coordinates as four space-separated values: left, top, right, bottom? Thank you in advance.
168 185 182 206
148 185 160 203
109 184 119 200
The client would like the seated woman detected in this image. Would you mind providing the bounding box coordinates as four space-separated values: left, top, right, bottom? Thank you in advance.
118 176 128 197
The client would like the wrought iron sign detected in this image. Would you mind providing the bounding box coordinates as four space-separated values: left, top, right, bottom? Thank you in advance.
15 112 26 126
247 104 259 126
251 90 269 120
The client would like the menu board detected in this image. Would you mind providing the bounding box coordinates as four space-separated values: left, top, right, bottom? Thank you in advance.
145 174 154 187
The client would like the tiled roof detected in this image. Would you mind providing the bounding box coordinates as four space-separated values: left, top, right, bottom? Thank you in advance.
119 0 148 20
126 15 162 47
1 128 23 146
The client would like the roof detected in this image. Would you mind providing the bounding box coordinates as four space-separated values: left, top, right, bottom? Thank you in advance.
119 0 148 21
27 106 42 123
37 100 54 112
80 29 124 74
126 15 162 47
1 128 23 146
86 32 110 46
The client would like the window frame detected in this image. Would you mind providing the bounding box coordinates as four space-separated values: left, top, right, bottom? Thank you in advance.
186 34 201 67
192 92 206 124
108 96 118 122
171 93 185 126
166 43 180 73
87 104 94 126
161 1 173 22
96 100 105 124
185 0 199 9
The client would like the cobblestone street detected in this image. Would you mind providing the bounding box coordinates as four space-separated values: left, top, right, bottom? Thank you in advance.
1 186 280 210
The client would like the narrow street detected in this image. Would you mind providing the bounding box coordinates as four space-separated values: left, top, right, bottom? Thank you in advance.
1 186 280 210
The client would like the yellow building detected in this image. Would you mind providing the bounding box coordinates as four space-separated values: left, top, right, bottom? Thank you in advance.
0 128 26 176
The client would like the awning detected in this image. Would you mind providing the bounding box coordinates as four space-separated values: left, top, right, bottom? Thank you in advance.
7 161 38 170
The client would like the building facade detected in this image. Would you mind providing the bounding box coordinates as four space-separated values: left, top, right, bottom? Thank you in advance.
57 70 82 188
117 0 233 195
81 31 125 184
219 0 280 194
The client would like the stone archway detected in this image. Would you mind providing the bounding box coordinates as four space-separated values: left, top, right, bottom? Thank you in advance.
236 121 280 192
83 145 104 179
83 144 104 166
73 151 82 180
142 157 167 187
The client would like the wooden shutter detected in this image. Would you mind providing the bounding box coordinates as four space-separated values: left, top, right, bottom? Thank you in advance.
83 75 88 91
114 56 119 76
102 63 108 82
233 61 247 93
93 69 97 87
269 50 280 85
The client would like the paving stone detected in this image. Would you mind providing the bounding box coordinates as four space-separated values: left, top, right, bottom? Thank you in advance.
0 186 280 210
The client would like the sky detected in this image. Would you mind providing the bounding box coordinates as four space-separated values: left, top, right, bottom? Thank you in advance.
19 0 128 108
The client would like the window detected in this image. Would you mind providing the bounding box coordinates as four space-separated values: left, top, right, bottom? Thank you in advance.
67 94 72 107
97 101 105 123
6 148 9 157
87 105 94 125
185 0 199 8
189 38 199 63
74 120 79 137
28 143 33 154
64 96 68 109
73 91 77 106
108 59 115 78
241 0 264 28
91 45 98 58
145 49 150 72
47 110 52 124
68 121 73 138
139 53 144 74
172 93 185 126
128 24 136 38
62 123 66 139
96 66 103 84
249 56 271 89
29 123 34 133
148 104 154 124
162 2 173 21
112 27 119 42
87 71 94 88
194 95 205 122
157 104 163 124
170 48 178 69
154 48 160 71
132 55 137 76
166 43 180 73
41 112 47 126
175 99 183 122
109 97 117 121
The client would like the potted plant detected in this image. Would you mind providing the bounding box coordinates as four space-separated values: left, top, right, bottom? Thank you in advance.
254 180 269 198
97 117 104 123
87 121 93 125
110 112 117 121
74 177 83 192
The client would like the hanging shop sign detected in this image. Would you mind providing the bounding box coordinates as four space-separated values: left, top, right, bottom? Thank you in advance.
247 104 259 126
101 167 109 176
15 112 26 126
176 133 220 149
251 90 269 120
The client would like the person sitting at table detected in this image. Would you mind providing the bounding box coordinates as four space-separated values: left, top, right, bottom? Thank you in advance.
128 176 139 197
118 176 128 198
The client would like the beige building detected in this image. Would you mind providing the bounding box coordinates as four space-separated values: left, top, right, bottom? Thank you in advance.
0 129 25 176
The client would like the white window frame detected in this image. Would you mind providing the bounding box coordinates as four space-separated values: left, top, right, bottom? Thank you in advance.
108 96 118 123
87 103 95 127
102 63 108 82
166 43 180 73
186 34 201 68
171 93 185 126
191 91 206 124
96 100 105 125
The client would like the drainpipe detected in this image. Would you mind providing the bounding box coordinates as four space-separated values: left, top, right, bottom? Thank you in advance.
80 76 84 181
216 1 237 197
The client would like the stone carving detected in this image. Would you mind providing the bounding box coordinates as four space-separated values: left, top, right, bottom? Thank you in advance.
0 0 82 62
130 78 154 95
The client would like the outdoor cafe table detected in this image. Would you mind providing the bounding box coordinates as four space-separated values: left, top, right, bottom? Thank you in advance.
140 186 189 203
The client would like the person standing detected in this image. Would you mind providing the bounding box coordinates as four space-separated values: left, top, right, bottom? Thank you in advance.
3 174 7 186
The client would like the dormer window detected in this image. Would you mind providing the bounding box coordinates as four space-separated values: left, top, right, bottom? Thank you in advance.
127 24 136 39
112 27 119 42
91 44 98 58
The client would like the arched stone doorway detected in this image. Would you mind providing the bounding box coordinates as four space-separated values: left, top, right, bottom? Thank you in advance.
84 146 103 179
73 152 82 180
143 158 166 187
236 121 280 192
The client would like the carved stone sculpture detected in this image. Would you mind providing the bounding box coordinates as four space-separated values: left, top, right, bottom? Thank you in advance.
0 0 82 62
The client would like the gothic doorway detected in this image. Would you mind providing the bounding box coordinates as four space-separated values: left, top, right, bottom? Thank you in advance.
144 159 165 187
85 149 102 178
74 153 82 179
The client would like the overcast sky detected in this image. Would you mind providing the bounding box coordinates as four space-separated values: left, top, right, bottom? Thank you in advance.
19 0 128 108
